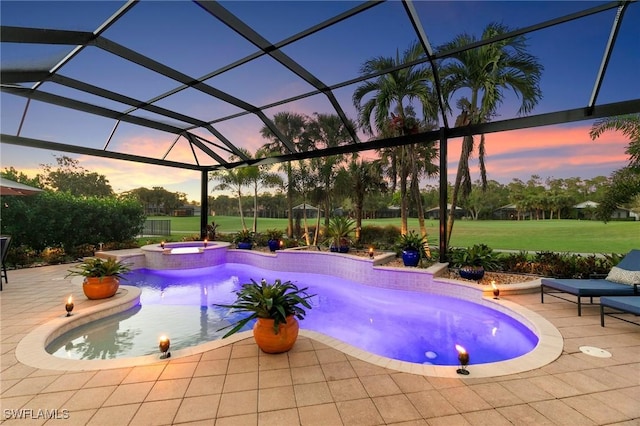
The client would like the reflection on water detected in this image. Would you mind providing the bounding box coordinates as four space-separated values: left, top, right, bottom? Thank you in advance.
47 264 538 365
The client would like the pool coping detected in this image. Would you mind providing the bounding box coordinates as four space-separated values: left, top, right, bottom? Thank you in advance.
15 278 562 378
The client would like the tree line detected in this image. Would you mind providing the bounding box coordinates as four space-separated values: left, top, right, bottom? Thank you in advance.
208 173 630 223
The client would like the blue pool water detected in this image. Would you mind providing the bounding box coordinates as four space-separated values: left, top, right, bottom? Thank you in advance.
48 264 538 365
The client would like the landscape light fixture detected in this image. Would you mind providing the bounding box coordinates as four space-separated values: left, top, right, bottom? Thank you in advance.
455 344 470 375
369 247 374 258
65 295 74 317
492 281 500 299
159 335 171 359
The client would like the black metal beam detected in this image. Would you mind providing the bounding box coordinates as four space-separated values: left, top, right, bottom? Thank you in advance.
438 127 448 263
196 1 360 145
210 98 640 171
0 134 205 171
200 170 209 239
0 26 94 45
588 2 629 112
93 36 296 154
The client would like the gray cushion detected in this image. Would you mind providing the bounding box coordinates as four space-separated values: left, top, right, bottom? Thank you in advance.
606 266 640 286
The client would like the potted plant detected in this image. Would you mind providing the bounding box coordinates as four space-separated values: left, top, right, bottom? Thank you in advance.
233 229 254 250
326 216 356 253
265 229 283 252
397 231 427 267
215 278 315 353
450 244 500 281
66 257 131 299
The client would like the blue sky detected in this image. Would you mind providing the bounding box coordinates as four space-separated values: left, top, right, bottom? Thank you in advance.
1 1 638 201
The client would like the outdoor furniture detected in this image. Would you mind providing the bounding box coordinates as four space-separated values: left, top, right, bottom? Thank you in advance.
540 249 640 315
600 296 640 327
1 236 11 290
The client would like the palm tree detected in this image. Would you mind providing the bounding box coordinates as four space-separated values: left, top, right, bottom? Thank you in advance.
210 165 251 231
306 113 354 227
243 147 283 232
589 114 640 221
353 41 438 235
339 158 386 242
260 112 310 237
439 23 543 245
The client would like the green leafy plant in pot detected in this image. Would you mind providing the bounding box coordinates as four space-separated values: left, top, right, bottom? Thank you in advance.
265 228 283 252
326 216 356 253
66 257 131 299
233 229 254 250
449 244 500 281
215 278 315 353
397 231 428 267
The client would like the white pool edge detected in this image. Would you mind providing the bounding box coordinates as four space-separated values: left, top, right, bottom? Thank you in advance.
16 279 562 378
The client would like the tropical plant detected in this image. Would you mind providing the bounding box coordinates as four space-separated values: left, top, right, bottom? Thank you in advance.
335 159 386 242
353 41 438 236
265 228 284 241
66 257 130 280
397 231 428 256
449 244 500 271
306 113 356 228
210 165 251 231
215 278 314 337
325 216 356 250
439 23 543 245
241 147 283 232
205 221 220 240
233 229 254 244
589 113 640 222
260 112 311 238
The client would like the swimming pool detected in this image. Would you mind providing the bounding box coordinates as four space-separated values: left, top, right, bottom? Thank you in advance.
47 263 538 366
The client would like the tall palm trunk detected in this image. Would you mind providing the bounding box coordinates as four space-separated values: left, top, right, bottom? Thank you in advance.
400 145 409 235
236 187 247 231
447 134 473 245
252 182 258 233
410 145 430 257
286 162 294 237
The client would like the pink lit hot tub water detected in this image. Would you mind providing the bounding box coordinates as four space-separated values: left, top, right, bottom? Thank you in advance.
48 263 538 365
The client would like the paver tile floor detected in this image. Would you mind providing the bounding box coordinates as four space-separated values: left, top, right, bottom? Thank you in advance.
1 264 639 425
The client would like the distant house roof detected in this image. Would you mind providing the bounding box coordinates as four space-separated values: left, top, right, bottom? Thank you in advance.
574 201 599 209
293 203 319 210
425 204 462 213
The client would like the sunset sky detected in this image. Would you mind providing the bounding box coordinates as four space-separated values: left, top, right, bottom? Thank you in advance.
1 1 637 201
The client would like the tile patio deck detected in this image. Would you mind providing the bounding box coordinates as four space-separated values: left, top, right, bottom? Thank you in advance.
1 264 639 425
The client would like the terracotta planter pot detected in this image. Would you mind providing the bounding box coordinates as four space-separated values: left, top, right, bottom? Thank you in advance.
253 316 299 353
82 276 120 300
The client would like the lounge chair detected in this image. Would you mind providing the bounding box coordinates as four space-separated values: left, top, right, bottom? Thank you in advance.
540 249 640 315
600 296 640 327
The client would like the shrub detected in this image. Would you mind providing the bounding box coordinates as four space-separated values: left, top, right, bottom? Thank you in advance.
449 244 501 271
0 191 145 258
359 225 400 249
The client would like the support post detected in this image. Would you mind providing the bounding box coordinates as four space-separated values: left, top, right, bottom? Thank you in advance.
200 170 209 240
438 127 448 263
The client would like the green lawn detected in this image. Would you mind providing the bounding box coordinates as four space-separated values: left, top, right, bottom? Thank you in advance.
146 216 638 254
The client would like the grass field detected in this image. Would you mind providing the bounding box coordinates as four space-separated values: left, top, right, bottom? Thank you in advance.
146 216 638 254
